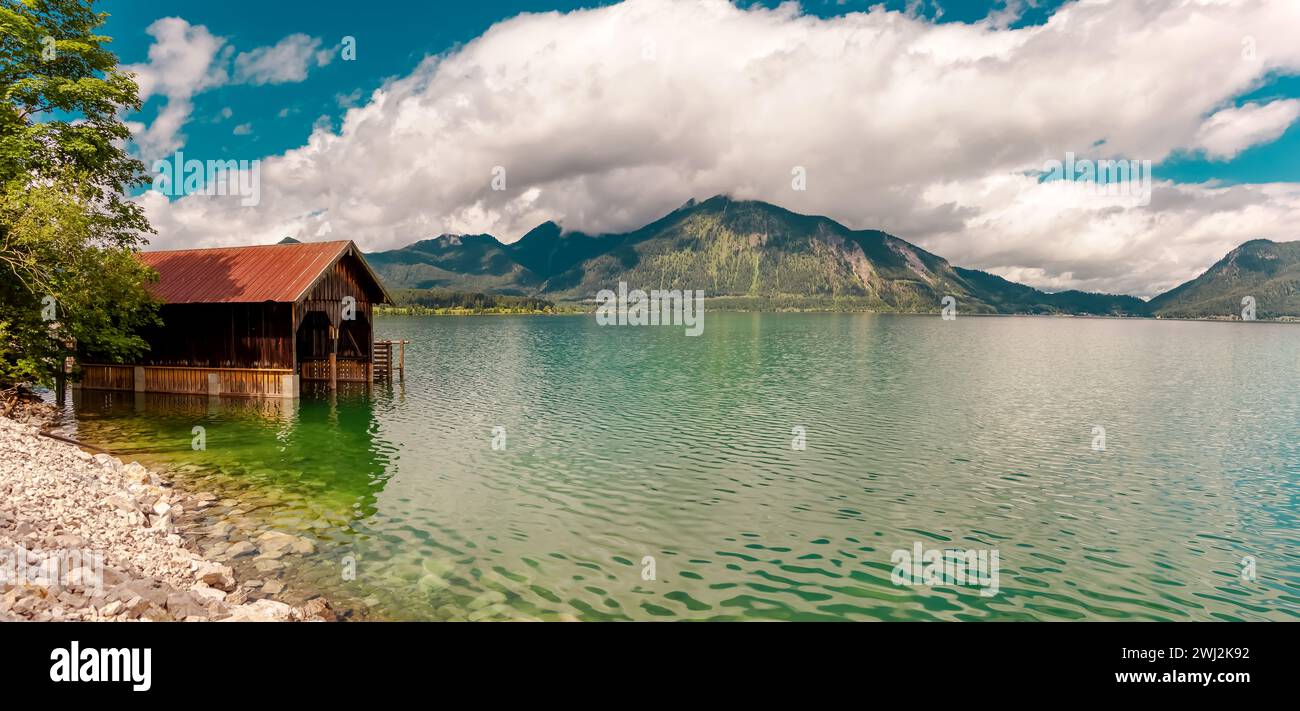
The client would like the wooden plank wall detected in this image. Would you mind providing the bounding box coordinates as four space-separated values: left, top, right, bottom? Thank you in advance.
219 368 292 397
79 364 134 391
143 366 207 394
79 365 293 397
137 303 294 369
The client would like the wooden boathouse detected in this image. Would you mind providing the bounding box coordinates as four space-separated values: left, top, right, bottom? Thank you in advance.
76 240 394 398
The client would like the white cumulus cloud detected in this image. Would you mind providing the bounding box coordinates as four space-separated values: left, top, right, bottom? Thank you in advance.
1194 99 1300 160
233 33 328 85
123 18 228 161
137 0 1300 297
125 20 331 162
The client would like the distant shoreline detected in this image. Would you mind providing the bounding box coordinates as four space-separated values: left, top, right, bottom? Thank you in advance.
375 306 1299 323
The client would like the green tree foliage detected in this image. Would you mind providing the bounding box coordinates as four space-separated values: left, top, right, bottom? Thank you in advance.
0 0 157 387
380 288 573 315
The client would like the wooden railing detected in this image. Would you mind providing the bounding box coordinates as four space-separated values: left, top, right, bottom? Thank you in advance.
299 358 369 383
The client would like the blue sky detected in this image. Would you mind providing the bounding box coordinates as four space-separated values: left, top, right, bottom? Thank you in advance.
102 0 1300 296
105 0 614 164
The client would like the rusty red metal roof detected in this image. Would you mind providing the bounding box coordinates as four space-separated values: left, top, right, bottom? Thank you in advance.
138 241 357 304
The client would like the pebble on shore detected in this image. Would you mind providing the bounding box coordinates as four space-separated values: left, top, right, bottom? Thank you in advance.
0 416 335 622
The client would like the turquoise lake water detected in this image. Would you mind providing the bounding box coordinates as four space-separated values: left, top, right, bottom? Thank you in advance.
63 313 1300 620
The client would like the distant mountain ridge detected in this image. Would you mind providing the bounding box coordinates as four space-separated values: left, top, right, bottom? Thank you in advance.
362 196 1297 318
1146 239 1300 318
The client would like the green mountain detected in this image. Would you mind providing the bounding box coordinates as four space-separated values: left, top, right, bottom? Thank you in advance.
1147 239 1300 319
363 196 1284 317
366 233 540 295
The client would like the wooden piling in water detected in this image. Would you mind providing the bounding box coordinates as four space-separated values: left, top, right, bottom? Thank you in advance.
329 327 338 392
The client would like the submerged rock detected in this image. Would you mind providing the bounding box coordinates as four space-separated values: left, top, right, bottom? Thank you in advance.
256 530 316 556
224 540 257 558
194 561 236 592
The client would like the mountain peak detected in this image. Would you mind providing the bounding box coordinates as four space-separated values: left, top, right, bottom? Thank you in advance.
1234 238 1277 252
404 232 500 251
516 221 563 243
426 233 464 244
671 194 738 214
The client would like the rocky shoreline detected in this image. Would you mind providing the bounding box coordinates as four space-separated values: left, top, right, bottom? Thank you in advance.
0 416 337 621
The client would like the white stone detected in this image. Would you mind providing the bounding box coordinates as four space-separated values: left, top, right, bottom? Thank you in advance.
189 584 227 604
222 599 294 622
